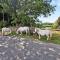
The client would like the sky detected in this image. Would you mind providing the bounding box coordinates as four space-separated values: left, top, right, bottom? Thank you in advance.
38 0 60 23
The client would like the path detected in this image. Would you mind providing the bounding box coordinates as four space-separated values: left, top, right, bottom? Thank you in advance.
0 36 60 60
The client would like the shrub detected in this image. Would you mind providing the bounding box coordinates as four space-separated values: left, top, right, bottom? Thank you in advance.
0 21 3 28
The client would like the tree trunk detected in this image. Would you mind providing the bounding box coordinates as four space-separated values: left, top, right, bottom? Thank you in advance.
8 15 9 23
2 10 4 23
2 10 5 27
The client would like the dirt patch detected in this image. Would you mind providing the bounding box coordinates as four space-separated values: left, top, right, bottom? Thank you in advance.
52 30 60 35
0 31 2 35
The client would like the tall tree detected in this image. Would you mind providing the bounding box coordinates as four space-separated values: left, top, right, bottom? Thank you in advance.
57 17 60 26
11 0 55 26
0 0 55 27
52 17 60 29
0 0 10 26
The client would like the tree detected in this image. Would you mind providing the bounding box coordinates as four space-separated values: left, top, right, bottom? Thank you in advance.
52 21 58 29
7 0 55 20
0 0 55 27
11 12 35 27
0 0 10 27
52 17 60 29
35 18 43 28
57 17 60 25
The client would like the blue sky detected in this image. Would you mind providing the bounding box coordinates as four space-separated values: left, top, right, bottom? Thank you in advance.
38 0 60 23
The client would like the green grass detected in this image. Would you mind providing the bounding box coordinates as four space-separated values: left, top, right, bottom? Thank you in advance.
49 34 60 44
9 31 17 36
9 32 60 45
36 33 60 44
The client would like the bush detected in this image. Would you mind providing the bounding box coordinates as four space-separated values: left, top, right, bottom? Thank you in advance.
0 20 10 28
52 22 58 29
0 21 3 28
9 31 17 36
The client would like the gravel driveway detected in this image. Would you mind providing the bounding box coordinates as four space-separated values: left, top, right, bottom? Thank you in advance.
0 36 60 60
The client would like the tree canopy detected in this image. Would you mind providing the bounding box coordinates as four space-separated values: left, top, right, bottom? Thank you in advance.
57 17 60 26
0 0 55 27
52 17 60 29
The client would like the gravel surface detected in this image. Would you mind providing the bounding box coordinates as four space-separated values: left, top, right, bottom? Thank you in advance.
0 36 60 60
